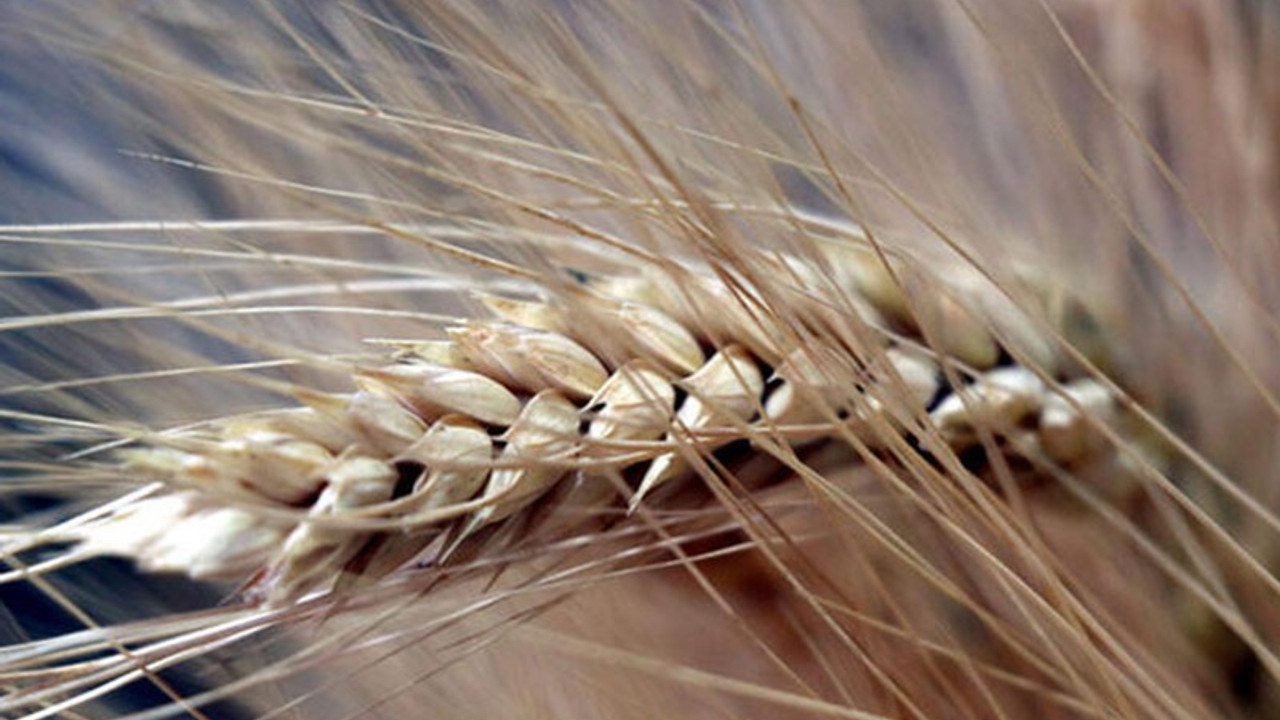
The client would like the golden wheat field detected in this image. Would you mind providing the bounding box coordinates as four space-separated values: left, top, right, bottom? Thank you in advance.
2 1 1279 718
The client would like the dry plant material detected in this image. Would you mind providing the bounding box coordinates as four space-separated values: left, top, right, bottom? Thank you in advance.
3 2 1279 720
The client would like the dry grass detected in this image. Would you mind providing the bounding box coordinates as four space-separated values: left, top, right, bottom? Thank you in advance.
2 1 1279 718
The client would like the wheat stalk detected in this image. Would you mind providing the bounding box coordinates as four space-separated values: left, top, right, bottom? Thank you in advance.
3 1 1279 719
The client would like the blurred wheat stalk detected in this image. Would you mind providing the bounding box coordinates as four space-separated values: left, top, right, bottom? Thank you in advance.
2 1 1279 719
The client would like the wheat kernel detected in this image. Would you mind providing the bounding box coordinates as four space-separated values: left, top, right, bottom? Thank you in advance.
359 362 523 426
586 360 676 444
611 301 706 374
148 505 288 581
400 415 495 509
633 345 764 507
449 322 609 399
930 366 1046 444
267 456 398 602
476 293 564 332
1038 378 1116 463
338 389 430 456
469 390 582 529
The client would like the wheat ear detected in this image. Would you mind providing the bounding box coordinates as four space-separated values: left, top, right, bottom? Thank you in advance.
10 230 1123 613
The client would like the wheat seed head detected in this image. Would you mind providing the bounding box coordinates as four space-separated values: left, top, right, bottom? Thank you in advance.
2 1 1280 719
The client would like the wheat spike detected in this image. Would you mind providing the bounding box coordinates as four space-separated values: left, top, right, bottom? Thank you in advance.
44 251 1123 610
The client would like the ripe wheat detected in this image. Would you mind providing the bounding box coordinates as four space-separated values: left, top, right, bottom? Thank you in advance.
2 2 1279 719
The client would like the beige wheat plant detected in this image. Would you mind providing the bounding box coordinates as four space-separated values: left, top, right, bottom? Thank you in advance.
3 1 1280 718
